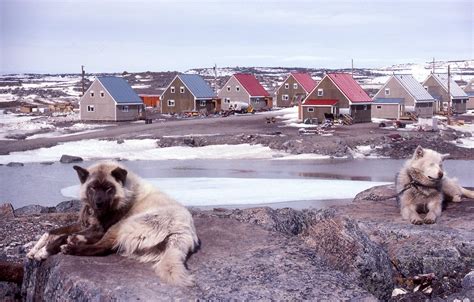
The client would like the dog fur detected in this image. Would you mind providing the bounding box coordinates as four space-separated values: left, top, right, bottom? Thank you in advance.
396 146 474 224
27 161 199 286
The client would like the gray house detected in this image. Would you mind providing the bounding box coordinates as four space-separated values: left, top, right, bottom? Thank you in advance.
80 76 143 121
422 74 469 114
463 78 474 110
372 74 435 119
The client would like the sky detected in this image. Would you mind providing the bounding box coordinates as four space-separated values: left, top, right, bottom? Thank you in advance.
0 0 472 74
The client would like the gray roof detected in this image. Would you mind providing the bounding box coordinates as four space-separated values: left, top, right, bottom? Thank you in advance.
373 98 404 104
431 74 468 99
97 76 143 104
394 74 435 102
179 74 216 99
466 91 474 97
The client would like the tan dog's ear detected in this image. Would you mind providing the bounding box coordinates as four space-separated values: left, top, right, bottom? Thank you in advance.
73 165 89 184
413 145 424 159
441 153 450 161
111 167 127 185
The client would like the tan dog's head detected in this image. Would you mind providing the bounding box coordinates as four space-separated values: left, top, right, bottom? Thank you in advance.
73 161 129 215
410 146 449 183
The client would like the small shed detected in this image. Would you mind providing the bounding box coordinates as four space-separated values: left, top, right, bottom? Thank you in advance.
372 98 403 120
300 99 338 123
139 94 160 108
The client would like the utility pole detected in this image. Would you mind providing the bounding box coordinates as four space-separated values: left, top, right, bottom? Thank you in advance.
213 64 217 94
351 59 354 78
81 65 85 96
432 58 435 74
447 65 451 125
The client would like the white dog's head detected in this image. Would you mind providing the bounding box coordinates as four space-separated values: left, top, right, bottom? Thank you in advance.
410 146 449 182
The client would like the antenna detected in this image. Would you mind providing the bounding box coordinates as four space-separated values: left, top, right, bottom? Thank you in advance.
81 65 85 96
213 64 217 93
447 65 451 124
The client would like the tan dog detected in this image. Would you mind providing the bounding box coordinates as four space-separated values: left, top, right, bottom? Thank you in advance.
28 161 199 286
396 146 474 224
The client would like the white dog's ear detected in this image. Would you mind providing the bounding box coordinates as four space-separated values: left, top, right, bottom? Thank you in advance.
414 146 424 159
441 153 450 161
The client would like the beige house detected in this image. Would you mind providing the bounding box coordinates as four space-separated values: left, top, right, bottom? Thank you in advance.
423 74 469 114
218 73 272 111
79 76 143 121
372 74 435 119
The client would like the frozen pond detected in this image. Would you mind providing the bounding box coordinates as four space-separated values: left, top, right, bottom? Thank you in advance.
1 158 473 209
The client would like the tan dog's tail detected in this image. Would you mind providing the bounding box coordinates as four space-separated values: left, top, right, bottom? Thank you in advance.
461 187 474 199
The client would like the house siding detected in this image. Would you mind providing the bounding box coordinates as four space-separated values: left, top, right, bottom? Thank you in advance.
423 76 448 104
306 77 349 109
467 97 474 110
161 77 196 114
217 76 251 110
372 103 401 119
415 102 434 118
302 106 332 123
452 99 467 113
115 105 141 121
276 75 308 107
80 81 117 121
351 104 372 123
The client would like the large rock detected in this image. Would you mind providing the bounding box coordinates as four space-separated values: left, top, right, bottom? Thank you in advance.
22 215 376 301
0 203 15 218
54 200 81 213
59 155 83 164
14 205 55 216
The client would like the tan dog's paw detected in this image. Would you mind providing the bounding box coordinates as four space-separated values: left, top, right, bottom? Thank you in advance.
67 234 87 245
27 233 50 260
411 218 423 225
423 217 436 224
33 247 50 261
452 195 462 202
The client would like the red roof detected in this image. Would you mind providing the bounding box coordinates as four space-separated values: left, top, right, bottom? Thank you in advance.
291 73 318 93
302 99 338 106
234 73 270 97
327 73 371 103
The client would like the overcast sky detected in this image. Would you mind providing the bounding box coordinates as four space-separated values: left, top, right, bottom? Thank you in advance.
0 0 472 74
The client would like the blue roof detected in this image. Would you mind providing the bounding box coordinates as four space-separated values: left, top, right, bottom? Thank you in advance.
178 74 216 99
97 76 143 104
466 91 474 97
373 98 404 104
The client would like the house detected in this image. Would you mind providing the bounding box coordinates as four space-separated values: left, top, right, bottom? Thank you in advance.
300 73 372 123
218 73 272 111
372 74 436 119
19 104 38 113
161 74 218 114
139 94 160 108
275 72 318 107
422 74 469 114
79 76 144 121
463 78 474 110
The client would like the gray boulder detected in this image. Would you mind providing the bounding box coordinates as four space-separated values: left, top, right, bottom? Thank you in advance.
6 162 24 167
59 155 83 164
14 205 55 216
0 203 15 218
22 215 376 301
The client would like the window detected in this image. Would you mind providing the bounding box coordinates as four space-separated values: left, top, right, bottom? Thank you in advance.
317 88 323 96
385 88 390 95
424 86 428 90
122 105 129 112
171 86 175 93
285 83 289 89
308 108 314 112
293 83 298 89
224 98 230 103
87 105 95 112
282 95 289 101
227 86 231 92
180 86 185 93
100 91 105 98
90 91 95 97
363 105 368 110
376 105 382 109
199 100 207 107
236 86 240 92
168 100 175 107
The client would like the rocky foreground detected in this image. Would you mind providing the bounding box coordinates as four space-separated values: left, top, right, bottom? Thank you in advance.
1 185 473 301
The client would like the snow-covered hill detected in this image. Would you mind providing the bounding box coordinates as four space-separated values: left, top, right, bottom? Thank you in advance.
1 59 472 106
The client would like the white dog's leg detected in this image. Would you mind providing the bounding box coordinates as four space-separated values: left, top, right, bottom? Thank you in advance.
424 199 442 224
26 232 50 259
461 187 474 199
